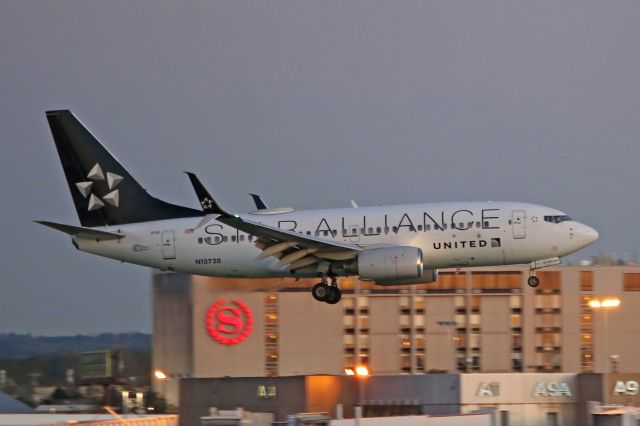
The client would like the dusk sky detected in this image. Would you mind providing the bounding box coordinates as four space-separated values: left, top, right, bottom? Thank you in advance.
2 1 640 335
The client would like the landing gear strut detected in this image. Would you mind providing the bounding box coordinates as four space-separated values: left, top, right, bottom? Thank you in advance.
311 276 342 304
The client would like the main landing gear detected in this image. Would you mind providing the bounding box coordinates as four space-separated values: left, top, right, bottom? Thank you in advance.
312 276 342 304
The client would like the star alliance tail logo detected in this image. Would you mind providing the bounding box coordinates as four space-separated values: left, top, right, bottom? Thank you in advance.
75 163 124 211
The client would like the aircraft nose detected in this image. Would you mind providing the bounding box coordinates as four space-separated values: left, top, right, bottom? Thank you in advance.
575 223 599 246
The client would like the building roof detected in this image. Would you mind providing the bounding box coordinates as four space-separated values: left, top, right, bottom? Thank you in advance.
0 391 34 413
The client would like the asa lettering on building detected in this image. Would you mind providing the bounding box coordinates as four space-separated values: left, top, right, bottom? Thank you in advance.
613 380 639 396
532 382 572 397
257 385 277 400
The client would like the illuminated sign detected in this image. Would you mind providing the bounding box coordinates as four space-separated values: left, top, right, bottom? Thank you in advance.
477 382 500 397
613 381 639 395
257 385 277 399
532 382 572 397
205 300 254 345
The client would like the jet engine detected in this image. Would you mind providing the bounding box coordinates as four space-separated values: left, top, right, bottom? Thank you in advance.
341 246 416 280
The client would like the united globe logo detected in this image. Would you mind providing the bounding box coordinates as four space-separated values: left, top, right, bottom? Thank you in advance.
205 300 254 345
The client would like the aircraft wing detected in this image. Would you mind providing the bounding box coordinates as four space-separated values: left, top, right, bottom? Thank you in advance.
185 172 361 270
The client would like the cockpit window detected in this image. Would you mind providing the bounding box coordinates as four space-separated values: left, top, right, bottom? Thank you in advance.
544 215 572 224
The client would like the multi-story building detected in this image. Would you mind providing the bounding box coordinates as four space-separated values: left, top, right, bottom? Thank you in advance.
152 265 640 407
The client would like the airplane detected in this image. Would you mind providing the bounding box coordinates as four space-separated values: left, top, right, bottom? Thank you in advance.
38 110 599 304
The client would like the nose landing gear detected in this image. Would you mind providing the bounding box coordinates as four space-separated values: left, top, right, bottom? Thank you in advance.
527 257 561 288
311 276 342 304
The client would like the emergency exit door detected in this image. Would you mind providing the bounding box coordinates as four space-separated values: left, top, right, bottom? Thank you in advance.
162 231 176 259
512 210 526 239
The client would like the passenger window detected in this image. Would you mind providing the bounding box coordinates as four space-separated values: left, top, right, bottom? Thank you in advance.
476 221 481 228
459 223 464 229
198 237 203 244
392 226 398 233
425 224 431 231
376 227 382 233
307 231 311 235
314 231 319 237
442 224 447 230
240 235 245 241
368 227 373 234
215 236 221 243
223 236 228 242
417 225 423 231
484 221 489 228
231 235 236 242
248 235 253 242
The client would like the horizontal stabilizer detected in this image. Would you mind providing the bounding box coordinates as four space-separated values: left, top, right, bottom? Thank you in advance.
35 220 124 240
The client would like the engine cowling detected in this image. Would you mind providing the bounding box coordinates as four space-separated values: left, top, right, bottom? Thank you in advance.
357 246 423 282
375 269 439 286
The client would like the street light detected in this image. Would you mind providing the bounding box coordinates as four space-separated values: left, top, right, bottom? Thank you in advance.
347 365 368 426
589 298 621 373
153 369 168 381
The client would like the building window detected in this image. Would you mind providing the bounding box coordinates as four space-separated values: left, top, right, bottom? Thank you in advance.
624 273 640 291
580 271 593 291
264 294 279 377
580 296 594 372
471 271 522 291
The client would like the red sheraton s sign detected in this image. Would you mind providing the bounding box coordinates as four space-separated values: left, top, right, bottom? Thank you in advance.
205 300 254 345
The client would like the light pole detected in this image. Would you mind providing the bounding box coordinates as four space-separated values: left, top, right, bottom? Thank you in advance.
345 366 369 426
589 298 621 373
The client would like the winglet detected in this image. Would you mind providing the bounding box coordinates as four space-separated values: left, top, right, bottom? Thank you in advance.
184 172 230 216
249 193 268 210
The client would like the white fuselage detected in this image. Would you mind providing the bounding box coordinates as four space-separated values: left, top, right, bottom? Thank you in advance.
73 201 598 279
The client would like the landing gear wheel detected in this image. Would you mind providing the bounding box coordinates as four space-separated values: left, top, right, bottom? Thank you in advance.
527 276 540 288
325 286 342 304
312 283 330 302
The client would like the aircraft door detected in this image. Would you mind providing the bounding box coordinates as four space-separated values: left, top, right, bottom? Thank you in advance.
162 230 176 259
512 210 526 239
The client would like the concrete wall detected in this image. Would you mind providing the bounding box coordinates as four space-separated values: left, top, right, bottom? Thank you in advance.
191 277 266 378
362 375 460 416
179 376 307 426
480 296 511 372
461 373 579 426
279 293 344 376
331 414 492 426
425 297 456 372
152 273 194 407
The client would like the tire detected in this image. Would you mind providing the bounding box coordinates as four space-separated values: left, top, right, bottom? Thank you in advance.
312 283 330 302
325 287 342 304
528 276 540 288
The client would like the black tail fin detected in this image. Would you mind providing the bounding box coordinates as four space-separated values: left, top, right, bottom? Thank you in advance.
46 110 202 227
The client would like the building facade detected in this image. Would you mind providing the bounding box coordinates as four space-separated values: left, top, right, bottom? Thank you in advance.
152 265 640 407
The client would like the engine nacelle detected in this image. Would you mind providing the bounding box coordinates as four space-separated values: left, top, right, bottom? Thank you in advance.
375 269 439 286
357 246 423 282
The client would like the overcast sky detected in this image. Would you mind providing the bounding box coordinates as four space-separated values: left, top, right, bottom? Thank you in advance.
2 1 639 335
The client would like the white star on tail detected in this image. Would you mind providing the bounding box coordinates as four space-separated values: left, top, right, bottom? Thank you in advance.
75 163 125 211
